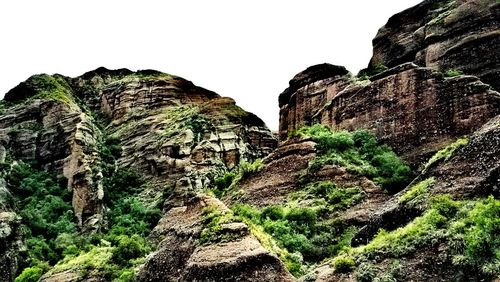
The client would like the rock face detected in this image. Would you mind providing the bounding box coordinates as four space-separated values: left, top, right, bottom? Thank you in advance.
0 212 23 282
1 0 499 281
0 69 278 280
138 195 294 282
369 0 500 92
0 89 102 227
279 62 500 167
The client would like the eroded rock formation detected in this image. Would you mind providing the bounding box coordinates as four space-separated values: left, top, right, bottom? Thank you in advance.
279 62 500 167
369 0 500 91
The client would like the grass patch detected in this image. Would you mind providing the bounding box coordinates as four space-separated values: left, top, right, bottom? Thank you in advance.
443 69 464 77
159 105 212 143
333 256 356 273
208 159 264 198
334 195 499 278
290 181 365 214
423 137 468 172
399 177 435 205
5 74 77 108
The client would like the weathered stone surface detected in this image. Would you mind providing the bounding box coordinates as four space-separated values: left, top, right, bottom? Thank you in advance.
0 99 103 227
100 77 277 208
369 0 500 91
138 195 294 282
278 64 351 140
279 63 500 167
225 138 317 207
0 212 23 282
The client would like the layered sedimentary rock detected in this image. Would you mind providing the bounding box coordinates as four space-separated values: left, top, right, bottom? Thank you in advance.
279 63 500 167
138 195 294 282
369 0 500 91
1 83 103 227
0 69 278 280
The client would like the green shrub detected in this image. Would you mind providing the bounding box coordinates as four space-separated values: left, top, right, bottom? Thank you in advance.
186 113 209 142
115 269 136 282
233 203 355 264
108 197 161 237
298 125 412 192
450 196 500 275
430 195 459 218
356 262 376 282
211 171 236 197
444 69 464 77
199 206 237 244
261 205 285 221
239 159 264 179
303 181 365 212
14 265 46 282
103 169 146 204
112 235 148 266
333 256 355 273
285 207 317 225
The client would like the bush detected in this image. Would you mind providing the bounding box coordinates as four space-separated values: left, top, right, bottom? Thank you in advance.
103 169 146 204
199 207 236 244
239 159 264 179
211 172 236 197
444 69 463 77
356 262 376 282
298 125 412 192
108 197 161 237
451 196 500 275
261 205 285 221
430 195 459 218
233 204 355 264
333 256 356 273
14 265 46 282
112 235 148 266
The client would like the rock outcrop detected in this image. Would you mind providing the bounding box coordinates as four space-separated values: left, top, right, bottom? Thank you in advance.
279 62 500 167
1 0 499 281
0 212 23 282
369 0 500 92
138 195 294 282
1 82 103 227
0 69 278 281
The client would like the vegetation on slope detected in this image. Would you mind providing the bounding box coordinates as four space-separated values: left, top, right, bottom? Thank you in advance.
9 135 161 281
4 74 77 108
422 137 468 173
330 195 499 280
292 125 413 193
205 125 412 276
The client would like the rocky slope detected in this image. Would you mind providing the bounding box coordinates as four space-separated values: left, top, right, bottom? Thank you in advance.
0 0 499 281
0 69 282 281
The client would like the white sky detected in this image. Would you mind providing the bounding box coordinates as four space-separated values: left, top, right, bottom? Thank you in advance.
0 0 421 130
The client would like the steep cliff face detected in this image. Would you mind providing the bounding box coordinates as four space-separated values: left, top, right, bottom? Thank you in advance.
279 0 500 169
1 0 499 281
369 0 500 91
0 69 281 281
279 63 500 167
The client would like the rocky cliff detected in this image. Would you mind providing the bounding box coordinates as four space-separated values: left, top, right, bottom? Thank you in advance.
279 0 500 169
0 69 282 281
369 0 500 92
1 0 499 281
